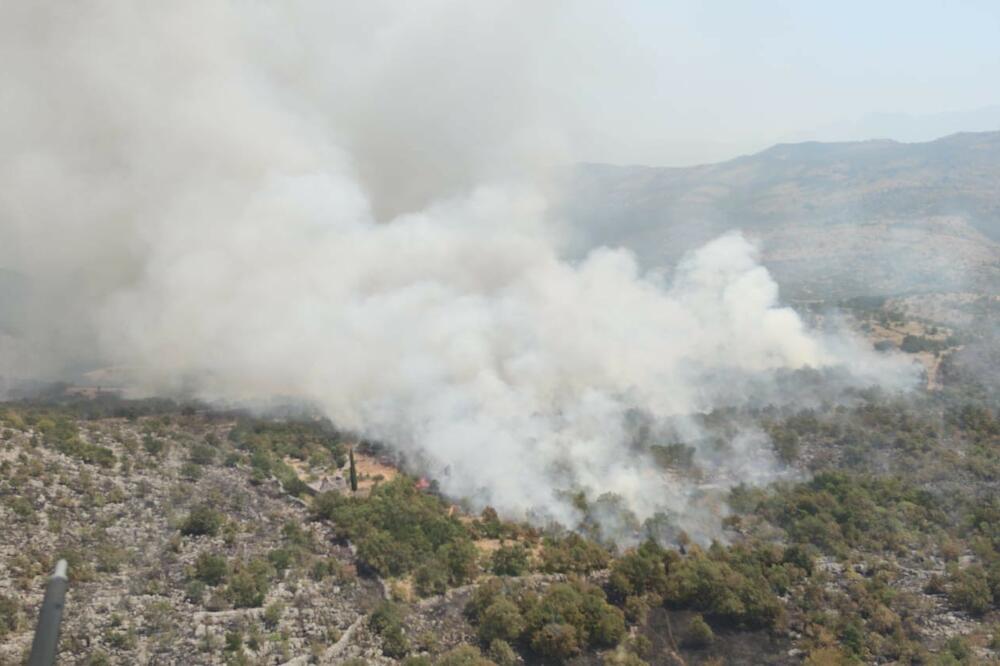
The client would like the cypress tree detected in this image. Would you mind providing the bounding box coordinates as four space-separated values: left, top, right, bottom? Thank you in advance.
349 447 358 492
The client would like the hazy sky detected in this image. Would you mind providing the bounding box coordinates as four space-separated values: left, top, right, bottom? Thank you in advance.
554 0 1000 165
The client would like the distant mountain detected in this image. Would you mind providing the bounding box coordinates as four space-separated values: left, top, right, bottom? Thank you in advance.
782 105 1000 145
560 131 1000 299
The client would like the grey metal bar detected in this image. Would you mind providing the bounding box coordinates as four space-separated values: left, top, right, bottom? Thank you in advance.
27 559 68 666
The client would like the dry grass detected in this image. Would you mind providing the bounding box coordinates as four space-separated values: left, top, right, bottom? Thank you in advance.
354 451 399 491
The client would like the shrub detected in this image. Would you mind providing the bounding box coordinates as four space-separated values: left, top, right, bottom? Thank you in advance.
7 496 34 520
194 552 228 586
530 623 579 662
0 595 21 639
478 598 525 644
477 507 503 538
143 434 165 457
226 561 271 608
944 635 970 661
180 462 202 480
401 657 432 666
263 601 283 629
804 647 853 665
603 649 650 666
947 565 993 615
370 601 409 658
224 630 243 652
436 645 496 665
93 543 126 574
189 443 216 465
268 548 294 575
357 529 413 577
466 577 505 620
623 595 650 624
184 580 205 604
281 521 312 548
441 539 479 585
181 505 223 537
683 614 714 648
86 650 111 666
370 600 405 633
413 558 449 597
587 603 626 648
487 639 518 666
662 549 783 629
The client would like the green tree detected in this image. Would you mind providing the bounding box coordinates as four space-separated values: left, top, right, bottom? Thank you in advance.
357 529 412 577
349 447 358 492
491 544 529 577
442 539 479 585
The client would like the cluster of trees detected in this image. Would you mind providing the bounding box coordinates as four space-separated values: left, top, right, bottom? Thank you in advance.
538 533 611 574
743 471 945 556
2 392 194 421
312 477 475 585
899 334 950 354
719 389 1000 661
467 577 626 663
224 418 352 496
228 418 348 473
607 540 790 630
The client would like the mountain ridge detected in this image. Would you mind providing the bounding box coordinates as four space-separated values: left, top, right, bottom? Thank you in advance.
561 130 1000 298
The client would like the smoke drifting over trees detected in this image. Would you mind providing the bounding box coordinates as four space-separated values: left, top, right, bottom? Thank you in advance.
0 1 916 537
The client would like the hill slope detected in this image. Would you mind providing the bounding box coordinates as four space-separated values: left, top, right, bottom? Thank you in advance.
561 131 1000 299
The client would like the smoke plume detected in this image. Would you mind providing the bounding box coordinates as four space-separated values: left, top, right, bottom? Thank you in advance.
0 1 915 538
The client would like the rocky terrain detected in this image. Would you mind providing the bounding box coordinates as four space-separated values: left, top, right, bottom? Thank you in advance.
2 290 1000 666
0 412 392 665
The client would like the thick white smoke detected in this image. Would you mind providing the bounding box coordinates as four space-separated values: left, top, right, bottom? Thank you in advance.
0 1 915 538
